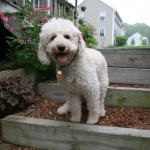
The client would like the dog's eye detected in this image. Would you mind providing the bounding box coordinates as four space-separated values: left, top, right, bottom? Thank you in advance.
51 35 56 41
64 35 70 39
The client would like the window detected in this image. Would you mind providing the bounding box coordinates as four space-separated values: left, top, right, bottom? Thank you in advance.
99 28 105 36
78 13 84 20
99 12 106 21
35 0 39 8
26 0 39 8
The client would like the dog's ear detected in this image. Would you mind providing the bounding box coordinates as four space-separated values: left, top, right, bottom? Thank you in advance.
37 42 51 65
78 33 86 52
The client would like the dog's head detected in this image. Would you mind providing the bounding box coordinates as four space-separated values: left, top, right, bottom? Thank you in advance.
38 18 86 66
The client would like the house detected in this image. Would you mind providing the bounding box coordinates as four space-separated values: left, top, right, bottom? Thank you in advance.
77 0 125 48
0 0 74 61
127 32 149 46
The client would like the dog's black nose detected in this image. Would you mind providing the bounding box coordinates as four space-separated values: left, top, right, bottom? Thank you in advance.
57 44 65 52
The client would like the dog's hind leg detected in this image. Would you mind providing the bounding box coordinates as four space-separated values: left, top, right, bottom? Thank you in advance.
57 100 70 115
99 72 109 117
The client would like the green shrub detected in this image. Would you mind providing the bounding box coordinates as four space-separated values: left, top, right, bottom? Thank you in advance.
78 20 98 48
2 1 56 82
116 36 127 46
140 35 148 46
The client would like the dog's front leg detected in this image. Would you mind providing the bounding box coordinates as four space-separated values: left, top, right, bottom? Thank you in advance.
57 101 70 115
84 90 100 124
66 93 82 123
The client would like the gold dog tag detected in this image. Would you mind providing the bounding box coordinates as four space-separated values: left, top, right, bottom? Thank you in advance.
58 70 64 79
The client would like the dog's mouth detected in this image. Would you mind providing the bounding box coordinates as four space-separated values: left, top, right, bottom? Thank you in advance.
56 53 67 62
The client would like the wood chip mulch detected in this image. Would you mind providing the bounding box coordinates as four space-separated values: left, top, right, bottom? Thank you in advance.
1 83 150 150
22 96 150 130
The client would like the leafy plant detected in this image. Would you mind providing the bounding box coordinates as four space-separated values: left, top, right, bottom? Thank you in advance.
78 20 98 48
116 36 127 46
140 35 148 46
0 76 33 112
1 1 56 81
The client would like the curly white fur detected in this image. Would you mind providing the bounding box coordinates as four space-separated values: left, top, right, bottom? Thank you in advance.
38 18 109 124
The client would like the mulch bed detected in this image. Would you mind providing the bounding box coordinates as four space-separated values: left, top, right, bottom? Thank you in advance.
0 83 150 150
23 96 150 130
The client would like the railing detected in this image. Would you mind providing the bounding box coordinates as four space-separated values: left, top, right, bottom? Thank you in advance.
5 0 74 17
1 0 75 38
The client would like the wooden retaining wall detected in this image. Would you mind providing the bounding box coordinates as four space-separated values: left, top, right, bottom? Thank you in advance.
98 48 150 85
2 48 150 150
39 83 150 108
2 115 150 150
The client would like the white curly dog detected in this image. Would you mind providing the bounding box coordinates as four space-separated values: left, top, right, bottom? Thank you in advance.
38 18 109 124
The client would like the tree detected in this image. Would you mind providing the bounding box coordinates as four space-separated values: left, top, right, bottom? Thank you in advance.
131 38 135 45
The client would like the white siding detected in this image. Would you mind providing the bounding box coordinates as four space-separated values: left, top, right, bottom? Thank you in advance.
78 0 122 48
77 0 114 48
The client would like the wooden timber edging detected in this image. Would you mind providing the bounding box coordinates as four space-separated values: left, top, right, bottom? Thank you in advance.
98 48 150 69
98 49 150 85
2 115 150 150
39 83 150 108
108 67 150 85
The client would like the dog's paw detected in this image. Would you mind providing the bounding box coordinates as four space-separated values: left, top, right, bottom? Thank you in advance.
87 118 99 124
57 106 70 115
99 109 106 117
87 116 99 124
70 116 81 123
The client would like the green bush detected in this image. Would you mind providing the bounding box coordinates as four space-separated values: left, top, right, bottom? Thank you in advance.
78 20 98 48
140 35 148 46
2 1 56 82
116 36 127 46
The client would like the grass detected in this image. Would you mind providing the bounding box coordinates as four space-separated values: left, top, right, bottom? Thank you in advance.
106 45 150 49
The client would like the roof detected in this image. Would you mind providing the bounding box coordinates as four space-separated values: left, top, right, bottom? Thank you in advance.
78 0 123 22
128 32 141 39
129 32 148 40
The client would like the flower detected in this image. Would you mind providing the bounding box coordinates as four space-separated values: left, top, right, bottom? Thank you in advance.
6 23 10 28
94 33 98 36
19 39 32 43
0 12 4 18
34 5 51 11
10 27 14 31
1 16 8 22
